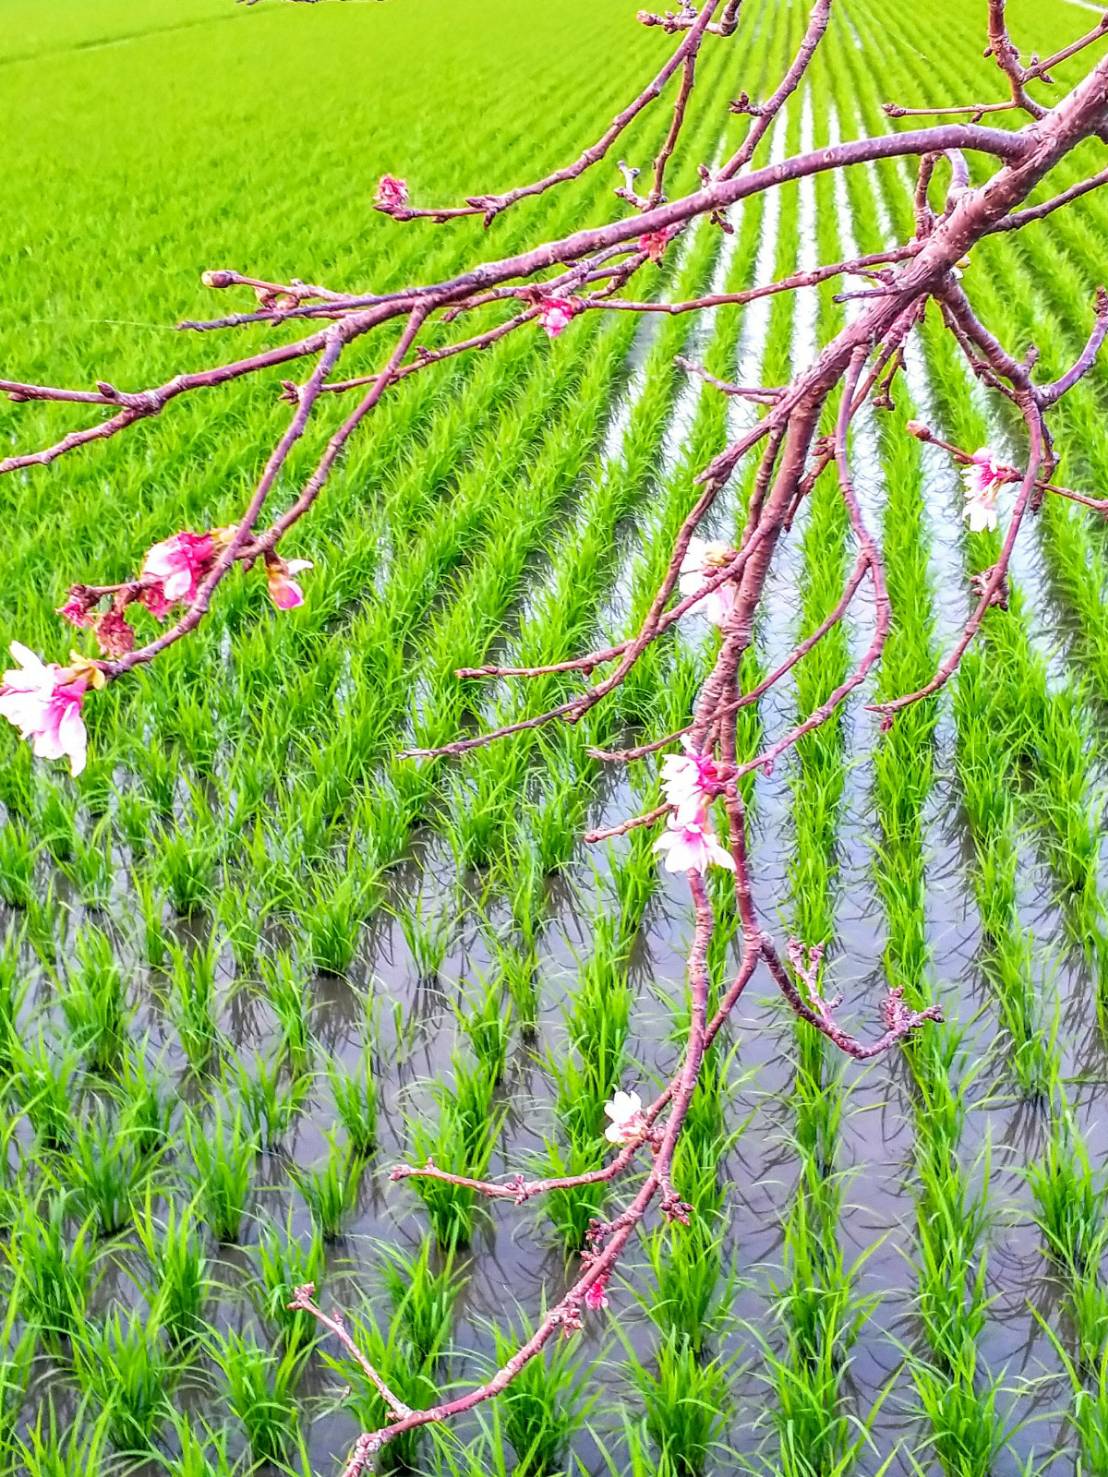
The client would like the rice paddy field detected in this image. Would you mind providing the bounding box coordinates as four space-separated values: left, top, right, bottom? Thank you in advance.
6 0 1108 1472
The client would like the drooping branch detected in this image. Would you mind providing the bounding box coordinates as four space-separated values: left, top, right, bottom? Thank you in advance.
6 4 1108 1470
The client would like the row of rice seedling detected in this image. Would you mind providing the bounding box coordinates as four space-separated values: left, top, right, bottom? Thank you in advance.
859 12 1108 1470
838 9 1108 1470
733 69 871 1477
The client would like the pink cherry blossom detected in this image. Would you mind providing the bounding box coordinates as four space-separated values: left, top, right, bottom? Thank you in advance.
584 1273 610 1312
604 1089 647 1146
0 643 88 776
653 817 736 875
266 558 313 611
661 735 722 823
536 297 579 339
961 447 1008 502
960 449 1009 533
95 610 135 657
57 590 96 632
141 531 214 610
639 228 670 263
375 175 409 212
678 536 736 627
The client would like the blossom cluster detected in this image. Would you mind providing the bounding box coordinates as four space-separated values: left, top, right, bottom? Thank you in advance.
2 528 313 776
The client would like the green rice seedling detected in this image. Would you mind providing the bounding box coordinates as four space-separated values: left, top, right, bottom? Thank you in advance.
252 1213 325 1347
493 1315 596 1476
14 1406 111 1477
508 845 546 955
133 871 169 967
114 1042 174 1160
259 948 313 1067
379 1237 465 1367
11 1033 79 1149
156 822 215 918
61 816 114 909
213 880 265 973
0 934 29 1072
0 819 35 908
456 974 512 1085
319 1298 437 1471
61 923 127 1072
290 1129 361 1241
327 1044 379 1155
1026 1126 1107 1282
36 785 79 863
394 893 453 986
232 1050 311 1149
186 1102 256 1243
155 1410 239 1477
435 1408 516 1477
538 1135 606 1251
114 789 153 853
132 1189 210 1347
624 1329 732 1477
71 1305 175 1453
1034 1313 1108 1470
643 1221 735 1355
63 1103 148 1237
207 1327 308 1471
409 1055 506 1247
23 883 62 967
490 932 540 1041
903 1345 1011 1477
302 866 372 976
168 935 221 1073
0 1298 34 1458
7 1193 94 1345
